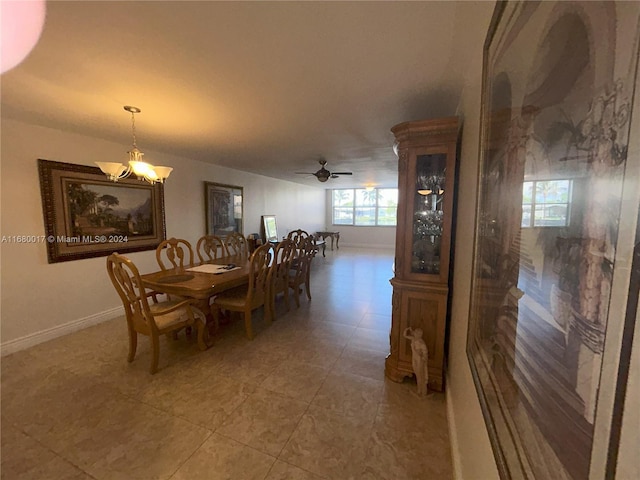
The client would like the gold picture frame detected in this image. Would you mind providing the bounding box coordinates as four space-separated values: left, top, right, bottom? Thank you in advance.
38 159 166 263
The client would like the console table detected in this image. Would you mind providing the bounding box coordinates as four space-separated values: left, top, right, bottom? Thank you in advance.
315 231 340 250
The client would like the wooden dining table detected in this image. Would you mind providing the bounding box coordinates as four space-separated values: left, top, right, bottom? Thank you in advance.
140 256 250 301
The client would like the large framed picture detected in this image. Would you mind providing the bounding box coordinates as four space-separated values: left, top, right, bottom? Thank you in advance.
467 2 640 479
204 182 243 237
38 159 166 263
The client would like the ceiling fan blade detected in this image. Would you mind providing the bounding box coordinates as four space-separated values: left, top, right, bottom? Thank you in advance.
295 172 315 174
331 172 353 175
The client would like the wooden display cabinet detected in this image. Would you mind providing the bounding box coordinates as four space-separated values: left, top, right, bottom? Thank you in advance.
385 117 460 392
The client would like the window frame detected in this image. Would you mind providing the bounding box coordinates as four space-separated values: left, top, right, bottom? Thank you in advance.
521 179 572 228
331 188 398 227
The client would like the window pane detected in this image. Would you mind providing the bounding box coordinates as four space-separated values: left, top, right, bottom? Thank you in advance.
355 207 375 225
355 189 377 206
378 189 398 207
522 204 532 227
378 207 397 226
332 188 398 227
523 182 533 203
534 204 568 227
333 189 354 207
333 207 353 225
535 180 570 203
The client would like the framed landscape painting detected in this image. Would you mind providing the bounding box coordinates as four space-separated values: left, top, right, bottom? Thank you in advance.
204 181 243 237
466 2 640 479
38 159 166 263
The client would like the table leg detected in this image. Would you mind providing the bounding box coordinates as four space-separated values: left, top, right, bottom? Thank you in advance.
335 233 339 249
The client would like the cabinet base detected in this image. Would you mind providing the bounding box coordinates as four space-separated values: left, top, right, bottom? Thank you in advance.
385 355 444 391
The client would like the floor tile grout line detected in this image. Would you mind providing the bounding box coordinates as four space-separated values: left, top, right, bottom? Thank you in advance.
2 419 98 479
166 430 215 480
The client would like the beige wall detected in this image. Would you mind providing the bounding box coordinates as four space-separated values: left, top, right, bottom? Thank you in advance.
446 29 501 478
0 118 324 352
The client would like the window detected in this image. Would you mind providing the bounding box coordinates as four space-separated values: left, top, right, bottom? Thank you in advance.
332 188 398 226
522 179 572 227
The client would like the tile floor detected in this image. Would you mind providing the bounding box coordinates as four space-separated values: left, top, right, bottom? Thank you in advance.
1 247 453 479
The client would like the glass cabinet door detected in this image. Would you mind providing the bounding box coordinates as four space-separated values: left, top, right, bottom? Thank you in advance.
411 153 447 274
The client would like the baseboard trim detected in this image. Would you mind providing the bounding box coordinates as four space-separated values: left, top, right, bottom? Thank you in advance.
334 243 395 250
446 378 464 480
0 306 123 357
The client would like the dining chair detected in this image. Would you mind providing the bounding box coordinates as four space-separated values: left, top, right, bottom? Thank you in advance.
156 237 195 270
287 228 324 257
266 238 296 320
286 229 311 248
196 235 228 262
224 232 250 259
288 236 316 307
106 252 208 374
210 243 273 340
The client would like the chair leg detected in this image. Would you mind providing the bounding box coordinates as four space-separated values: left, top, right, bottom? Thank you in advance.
291 284 300 308
305 281 312 301
127 329 137 363
243 308 254 340
195 319 208 351
150 334 160 374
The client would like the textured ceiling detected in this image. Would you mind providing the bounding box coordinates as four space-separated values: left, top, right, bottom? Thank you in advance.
1 1 494 188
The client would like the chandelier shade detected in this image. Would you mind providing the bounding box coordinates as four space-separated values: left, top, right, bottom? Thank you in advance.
96 106 173 184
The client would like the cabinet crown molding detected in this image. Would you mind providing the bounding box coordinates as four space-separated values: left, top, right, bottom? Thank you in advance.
391 117 460 149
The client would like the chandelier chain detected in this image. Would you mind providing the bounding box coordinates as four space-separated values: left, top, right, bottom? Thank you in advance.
130 111 137 148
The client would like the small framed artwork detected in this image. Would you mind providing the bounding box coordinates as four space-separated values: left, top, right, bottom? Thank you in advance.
261 215 278 243
38 159 166 263
466 1 639 479
205 182 243 237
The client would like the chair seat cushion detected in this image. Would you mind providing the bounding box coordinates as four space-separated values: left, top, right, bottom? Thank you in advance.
213 285 250 309
150 300 191 329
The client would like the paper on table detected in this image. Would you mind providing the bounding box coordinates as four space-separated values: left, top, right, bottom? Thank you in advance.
186 264 239 274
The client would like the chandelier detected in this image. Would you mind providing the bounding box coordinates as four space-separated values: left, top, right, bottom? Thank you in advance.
96 106 173 184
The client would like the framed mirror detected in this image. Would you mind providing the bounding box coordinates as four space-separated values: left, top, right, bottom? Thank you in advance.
205 182 243 237
261 215 278 243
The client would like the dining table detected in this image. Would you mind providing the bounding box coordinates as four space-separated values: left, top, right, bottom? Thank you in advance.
140 255 250 301
140 256 251 337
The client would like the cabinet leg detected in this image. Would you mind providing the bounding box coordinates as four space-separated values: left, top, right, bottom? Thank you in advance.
385 355 407 383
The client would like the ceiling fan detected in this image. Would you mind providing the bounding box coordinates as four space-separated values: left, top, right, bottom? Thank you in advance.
295 159 353 183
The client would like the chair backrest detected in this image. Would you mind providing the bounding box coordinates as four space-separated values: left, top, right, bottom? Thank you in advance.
291 236 315 284
225 232 249 259
156 238 194 270
247 243 273 304
106 252 155 333
287 229 311 248
268 238 296 291
197 235 228 262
